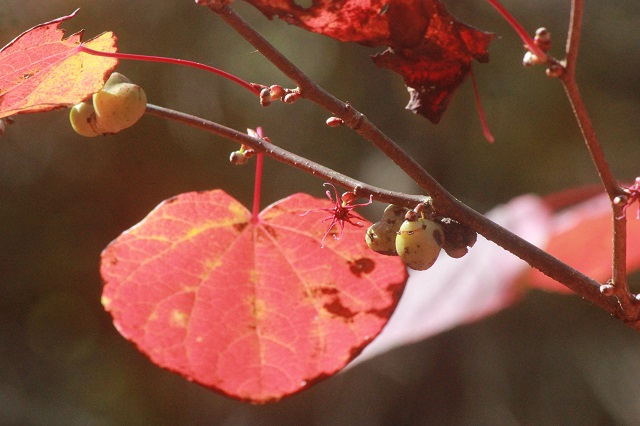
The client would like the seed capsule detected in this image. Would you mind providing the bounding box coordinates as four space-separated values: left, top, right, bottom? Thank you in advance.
382 204 409 223
69 101 100 137
92 72 147 133
395 217 444 270
365 204 409 256
366 222 398 255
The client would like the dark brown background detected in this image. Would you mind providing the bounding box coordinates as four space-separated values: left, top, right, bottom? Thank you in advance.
2 1 640 424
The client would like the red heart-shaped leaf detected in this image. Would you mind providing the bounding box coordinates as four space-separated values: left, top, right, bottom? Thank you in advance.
101 190 407 403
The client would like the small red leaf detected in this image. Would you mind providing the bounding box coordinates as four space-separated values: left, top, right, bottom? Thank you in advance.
101 190 407 403
242 0 494 122
0 10 119 118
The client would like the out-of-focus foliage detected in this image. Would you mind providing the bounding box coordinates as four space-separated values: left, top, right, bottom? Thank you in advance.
2 0 640 423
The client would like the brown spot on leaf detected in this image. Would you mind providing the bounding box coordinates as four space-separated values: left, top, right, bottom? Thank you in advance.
348 257 375 277
324 298 357 320
260 224 278 239
312 286 339 296
233 222 248 233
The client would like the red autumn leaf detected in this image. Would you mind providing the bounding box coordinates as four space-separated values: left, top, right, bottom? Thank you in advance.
0 9 119 119
242 0 495 122
528 192 640 293
100 190 407 403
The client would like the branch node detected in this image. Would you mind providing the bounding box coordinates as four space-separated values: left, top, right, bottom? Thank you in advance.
600 283 616 296
352 184 364 198
545 63 565 78
283 91 301 104
342 102 365 130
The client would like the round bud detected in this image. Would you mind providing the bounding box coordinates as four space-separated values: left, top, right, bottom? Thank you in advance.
260 87 272 107
599 284 615 296
396 217 444 271
229 151 248 165
326 117 344 127
341 192 356 205
522 51 541 67
534 28 551 52
283 92 301 104
613 195 627 206
269 85 285 100
69 101 101 137
92 73 147 134
545 64 564 78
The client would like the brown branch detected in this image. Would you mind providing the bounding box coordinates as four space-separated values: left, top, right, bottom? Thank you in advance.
208 4 448 203
145 103 424 208
561 0 619 199
612 206 634 315
559 78 620 199
194 2 640 326
559 0 638 317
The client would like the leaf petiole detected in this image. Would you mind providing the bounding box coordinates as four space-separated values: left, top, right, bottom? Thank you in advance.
251 127 264 224
469 65 494 143
483 0 548 62
78 45 260 96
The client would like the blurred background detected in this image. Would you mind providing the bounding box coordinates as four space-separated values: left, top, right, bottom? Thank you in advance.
2 0 640 424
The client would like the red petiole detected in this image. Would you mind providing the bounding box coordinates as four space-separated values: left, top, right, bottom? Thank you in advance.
78 45 260 96
251 127 264 224
483 0 548 62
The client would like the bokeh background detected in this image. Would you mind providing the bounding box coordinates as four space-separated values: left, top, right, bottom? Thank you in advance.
2 0 640 424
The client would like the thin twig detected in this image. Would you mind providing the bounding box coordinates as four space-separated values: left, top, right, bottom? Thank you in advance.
563 0 581 74
208 5 449 202
560 0 637 316
145 103 424 208
484 0 547 62
559 79 619 199
612 207 634 314
560 0 619 199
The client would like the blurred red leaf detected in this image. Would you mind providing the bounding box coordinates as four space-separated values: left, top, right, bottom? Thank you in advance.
352 195 551 366
101 190 407 403
0 9 118 119
242 0 494 122
350 190 640 367
528 192 640 293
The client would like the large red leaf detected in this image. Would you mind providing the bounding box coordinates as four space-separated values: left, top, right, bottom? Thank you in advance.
101 190 407 403
0 9 118 119
242 0 494 122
